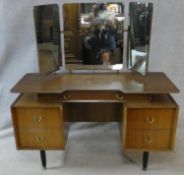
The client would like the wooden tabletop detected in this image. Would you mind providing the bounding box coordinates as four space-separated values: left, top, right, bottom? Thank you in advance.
11 72 179 94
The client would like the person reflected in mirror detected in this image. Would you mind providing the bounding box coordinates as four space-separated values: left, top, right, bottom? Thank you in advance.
99 49 111 65
105 21 116 53
80 3 120 65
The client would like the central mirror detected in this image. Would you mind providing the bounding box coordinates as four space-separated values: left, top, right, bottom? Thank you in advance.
63 3 125 70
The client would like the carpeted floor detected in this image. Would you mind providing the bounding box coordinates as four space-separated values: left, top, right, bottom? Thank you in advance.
0 122 184 175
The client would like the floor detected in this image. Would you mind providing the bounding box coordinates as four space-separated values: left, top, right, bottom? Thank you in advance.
0 122 184 175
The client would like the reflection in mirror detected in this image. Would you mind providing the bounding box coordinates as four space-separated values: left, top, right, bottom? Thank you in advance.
127 2 153 75
63 3 124 70
34 4 61 73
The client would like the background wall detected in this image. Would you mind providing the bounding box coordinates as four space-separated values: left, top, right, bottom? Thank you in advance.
0 0 184 131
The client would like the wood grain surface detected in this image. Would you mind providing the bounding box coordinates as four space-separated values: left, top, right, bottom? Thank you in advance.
11 72 179 94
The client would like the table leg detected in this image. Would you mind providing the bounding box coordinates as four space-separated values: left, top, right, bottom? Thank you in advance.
40 150 46 169
142 151 149 170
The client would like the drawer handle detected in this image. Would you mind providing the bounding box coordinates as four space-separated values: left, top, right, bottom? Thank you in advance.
63 93 71 100
32 116 42 123
33 116 42 123
35 136 45 144
116 93 124 100
145 116 155 124
144 137 153 144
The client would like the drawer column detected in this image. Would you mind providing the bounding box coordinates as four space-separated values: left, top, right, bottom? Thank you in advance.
11 94 67 168
123 94 178 170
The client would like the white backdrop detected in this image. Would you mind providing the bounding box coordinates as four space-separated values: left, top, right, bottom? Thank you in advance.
0 0 184 131
0 1 184 174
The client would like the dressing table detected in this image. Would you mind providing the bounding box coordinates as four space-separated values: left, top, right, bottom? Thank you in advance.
10 2 179 171
11 72 179 170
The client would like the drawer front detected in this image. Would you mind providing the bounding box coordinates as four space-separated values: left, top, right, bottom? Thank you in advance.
61 91 124 101
125 130 172 150
18 129 64 149
126 108 175 130
14 107 62 129
38 92 149 102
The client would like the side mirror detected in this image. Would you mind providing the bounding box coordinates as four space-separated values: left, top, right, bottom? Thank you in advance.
127 2 153 75
33 4 62 73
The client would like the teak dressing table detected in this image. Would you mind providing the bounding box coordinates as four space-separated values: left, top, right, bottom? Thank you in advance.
11 72 179 170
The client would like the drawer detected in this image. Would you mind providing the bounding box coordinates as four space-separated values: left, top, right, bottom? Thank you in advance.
125 130 172 150
38 92 150 102
61 91 150 102
38 91 125 102
126 108 176 130
62 91 125 101
17 129 65 149
13 107 62 129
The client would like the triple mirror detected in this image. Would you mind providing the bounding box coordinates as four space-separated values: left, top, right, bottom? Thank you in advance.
33 2 153 75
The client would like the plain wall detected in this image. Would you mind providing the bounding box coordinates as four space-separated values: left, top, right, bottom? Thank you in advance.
0 0 184 130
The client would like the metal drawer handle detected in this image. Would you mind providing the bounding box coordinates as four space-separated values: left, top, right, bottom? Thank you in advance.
144 137 153 144
145 116 155 124
32 116 42 123
63 93 71 100
35 136 45 144
116 93 124 100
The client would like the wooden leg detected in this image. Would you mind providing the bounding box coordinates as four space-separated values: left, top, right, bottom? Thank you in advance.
40 150 46 169
142 151 149 171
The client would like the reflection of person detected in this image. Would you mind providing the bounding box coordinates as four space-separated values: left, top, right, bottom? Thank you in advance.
100 49 111 65
80 3 122 65
105 22 116 53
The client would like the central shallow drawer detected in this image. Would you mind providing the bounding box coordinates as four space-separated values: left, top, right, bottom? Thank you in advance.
62 91 124 101
38 91 150 102
38 91 124 102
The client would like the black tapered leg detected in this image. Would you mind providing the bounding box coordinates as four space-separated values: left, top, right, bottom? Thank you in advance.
142 151 149 171
40 150 46 169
